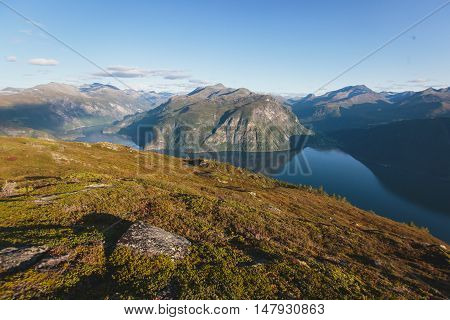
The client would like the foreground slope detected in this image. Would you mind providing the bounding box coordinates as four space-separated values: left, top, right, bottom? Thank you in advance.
119 84 311 152
0 137 448 299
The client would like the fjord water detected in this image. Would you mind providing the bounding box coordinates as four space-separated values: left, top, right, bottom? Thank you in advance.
73 125 140 149
194 148 450 242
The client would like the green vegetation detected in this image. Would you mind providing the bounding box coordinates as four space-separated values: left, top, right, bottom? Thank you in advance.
0 137 448 299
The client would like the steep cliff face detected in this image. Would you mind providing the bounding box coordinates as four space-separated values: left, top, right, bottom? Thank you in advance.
119 84 312 152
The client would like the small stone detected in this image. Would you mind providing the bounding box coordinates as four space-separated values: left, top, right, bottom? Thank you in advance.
86 183 111 189
36 254 71 271
0 246 48 274
267 205 281 213
117 221 191 259
97 142 120 151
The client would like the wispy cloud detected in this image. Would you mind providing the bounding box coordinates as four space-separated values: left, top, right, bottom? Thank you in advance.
18 29 32 36
92 66 191 80
5 55 17 62
164 74 191 80
28 58 59 66
374 78 447 92
149 81 210 92
189 79 210 85
405 78 431 84
93 66 148 78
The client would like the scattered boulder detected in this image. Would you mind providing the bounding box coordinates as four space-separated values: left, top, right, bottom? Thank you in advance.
184 158 209 167
0 180 17 198
117 221 191 259
86 183 111 189
0 246 48 274
96 142 120 151
36 253 71 271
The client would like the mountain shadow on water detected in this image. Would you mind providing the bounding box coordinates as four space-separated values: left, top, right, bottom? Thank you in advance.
359 161 450 215
328 118 450 179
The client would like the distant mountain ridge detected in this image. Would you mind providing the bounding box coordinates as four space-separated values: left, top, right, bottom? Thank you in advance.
291 85 450 132
118 84 312 152
0 82 172 138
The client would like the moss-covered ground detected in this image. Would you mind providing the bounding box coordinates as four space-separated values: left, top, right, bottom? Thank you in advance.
0 137 448 299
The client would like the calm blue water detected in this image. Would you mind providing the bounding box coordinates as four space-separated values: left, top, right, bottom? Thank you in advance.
73 126 140 149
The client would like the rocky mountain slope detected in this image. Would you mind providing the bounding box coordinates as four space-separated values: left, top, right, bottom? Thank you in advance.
291 86 450 132
118 84 312 152
0 137 448 299
0 83 171 138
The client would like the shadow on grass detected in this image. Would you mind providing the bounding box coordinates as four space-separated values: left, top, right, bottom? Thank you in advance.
0 213 133 298
77 212 132 257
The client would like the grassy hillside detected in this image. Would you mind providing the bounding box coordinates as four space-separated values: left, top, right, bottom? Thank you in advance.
0 137 448 299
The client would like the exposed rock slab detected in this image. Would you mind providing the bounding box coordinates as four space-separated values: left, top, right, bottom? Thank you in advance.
117 221 191 259
36 253 71 271
0 246 48 274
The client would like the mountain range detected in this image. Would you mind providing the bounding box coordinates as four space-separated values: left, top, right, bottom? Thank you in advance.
290 85 450 132
1 82 449 153
0 82 172 138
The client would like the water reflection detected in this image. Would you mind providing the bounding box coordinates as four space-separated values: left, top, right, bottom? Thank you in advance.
180 149 309 176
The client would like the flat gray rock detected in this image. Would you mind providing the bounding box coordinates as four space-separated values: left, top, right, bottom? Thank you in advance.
0 246 48 274
117 221 191 259
36 253 71 271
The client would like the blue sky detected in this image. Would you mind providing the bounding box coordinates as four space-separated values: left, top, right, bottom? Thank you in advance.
1 0 449 94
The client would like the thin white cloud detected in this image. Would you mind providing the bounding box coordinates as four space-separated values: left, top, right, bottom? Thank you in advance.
406 78 430 84
92 65 191 79
374 79 447 92
28 58 59 66
150 82 206 92
93 66 148 78
164 74 190 80
5 56 17 62
19 29 33 36
189 79 210 85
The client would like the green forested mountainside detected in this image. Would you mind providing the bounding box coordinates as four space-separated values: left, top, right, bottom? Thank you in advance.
0 137 448 299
